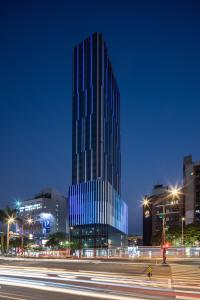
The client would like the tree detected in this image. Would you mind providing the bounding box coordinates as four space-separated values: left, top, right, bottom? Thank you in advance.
152 224 200 247
166 225 182 246
0 209 7 254
0 206 23 254
184 224 200 246
45 232 68 249
70 240 79 250
10 236 32 250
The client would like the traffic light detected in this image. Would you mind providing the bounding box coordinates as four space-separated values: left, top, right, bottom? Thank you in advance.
163 243 169 249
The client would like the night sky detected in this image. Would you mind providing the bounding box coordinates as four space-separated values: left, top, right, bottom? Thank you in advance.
1 0 200 234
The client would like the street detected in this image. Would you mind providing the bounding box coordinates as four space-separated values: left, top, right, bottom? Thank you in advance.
0 259 199 299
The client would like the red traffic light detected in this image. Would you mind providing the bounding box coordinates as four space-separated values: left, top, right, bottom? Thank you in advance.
163 243 169 249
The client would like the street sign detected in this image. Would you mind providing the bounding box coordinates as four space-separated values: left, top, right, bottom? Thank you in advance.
147 264 152 279
159 213 164 219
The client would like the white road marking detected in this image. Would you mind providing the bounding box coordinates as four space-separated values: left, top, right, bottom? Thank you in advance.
176 296 199 300
168 279 172 288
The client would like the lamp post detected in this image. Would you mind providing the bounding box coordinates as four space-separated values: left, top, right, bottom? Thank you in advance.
26 217 34 254
161 187 181 264
181 217 185 247
162 205 166 263
27 217 34 236
159 204 168 264
69 226 73 256
152 202 168 264
6 216 15 254
27 217 34 238
21 223 24 255
20 217 34 256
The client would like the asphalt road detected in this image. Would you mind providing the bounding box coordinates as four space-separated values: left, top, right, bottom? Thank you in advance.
0 258 199 299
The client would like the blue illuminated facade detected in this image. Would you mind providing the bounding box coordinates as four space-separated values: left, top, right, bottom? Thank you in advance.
69 180 128 234
69 33 128 255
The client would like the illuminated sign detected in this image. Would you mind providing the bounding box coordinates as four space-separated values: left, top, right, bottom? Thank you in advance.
19 203 42 212
39 213 54 235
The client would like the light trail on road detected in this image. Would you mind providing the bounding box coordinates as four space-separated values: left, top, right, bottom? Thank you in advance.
0 263 199 299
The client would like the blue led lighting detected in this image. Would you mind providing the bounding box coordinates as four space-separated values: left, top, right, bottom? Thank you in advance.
69 179 128 234
82 40 84 91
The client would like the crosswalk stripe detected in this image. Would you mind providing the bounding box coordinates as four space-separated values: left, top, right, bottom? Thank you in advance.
170 264 200 299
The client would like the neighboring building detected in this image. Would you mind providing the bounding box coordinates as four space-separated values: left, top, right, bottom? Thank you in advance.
17 188 67 243
183 155 200 224
143 184 184 246
69 32 128 256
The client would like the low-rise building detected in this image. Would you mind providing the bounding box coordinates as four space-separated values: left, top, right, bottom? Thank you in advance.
16 188 68 243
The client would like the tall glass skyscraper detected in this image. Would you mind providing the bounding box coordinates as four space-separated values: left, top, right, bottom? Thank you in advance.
69 32 128 256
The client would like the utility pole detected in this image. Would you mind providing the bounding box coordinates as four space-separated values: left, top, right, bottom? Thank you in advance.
6 222 10 254
162 205 167 264
21 223 24 256
181 217 185 247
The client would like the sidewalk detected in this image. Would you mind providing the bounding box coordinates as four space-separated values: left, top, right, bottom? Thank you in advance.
0 255 200 264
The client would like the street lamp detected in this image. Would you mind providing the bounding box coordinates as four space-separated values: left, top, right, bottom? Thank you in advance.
23 217 34 254
6 216 15 254
27 217 33 225
69 226 73 256
168 185 182 200
8 217 15 224
142 197 150 207
16 201 21 207
19 217 34 256
181 217 185 247
155 202 168 264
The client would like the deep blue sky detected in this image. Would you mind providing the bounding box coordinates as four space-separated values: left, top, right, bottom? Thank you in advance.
1 0 200 234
